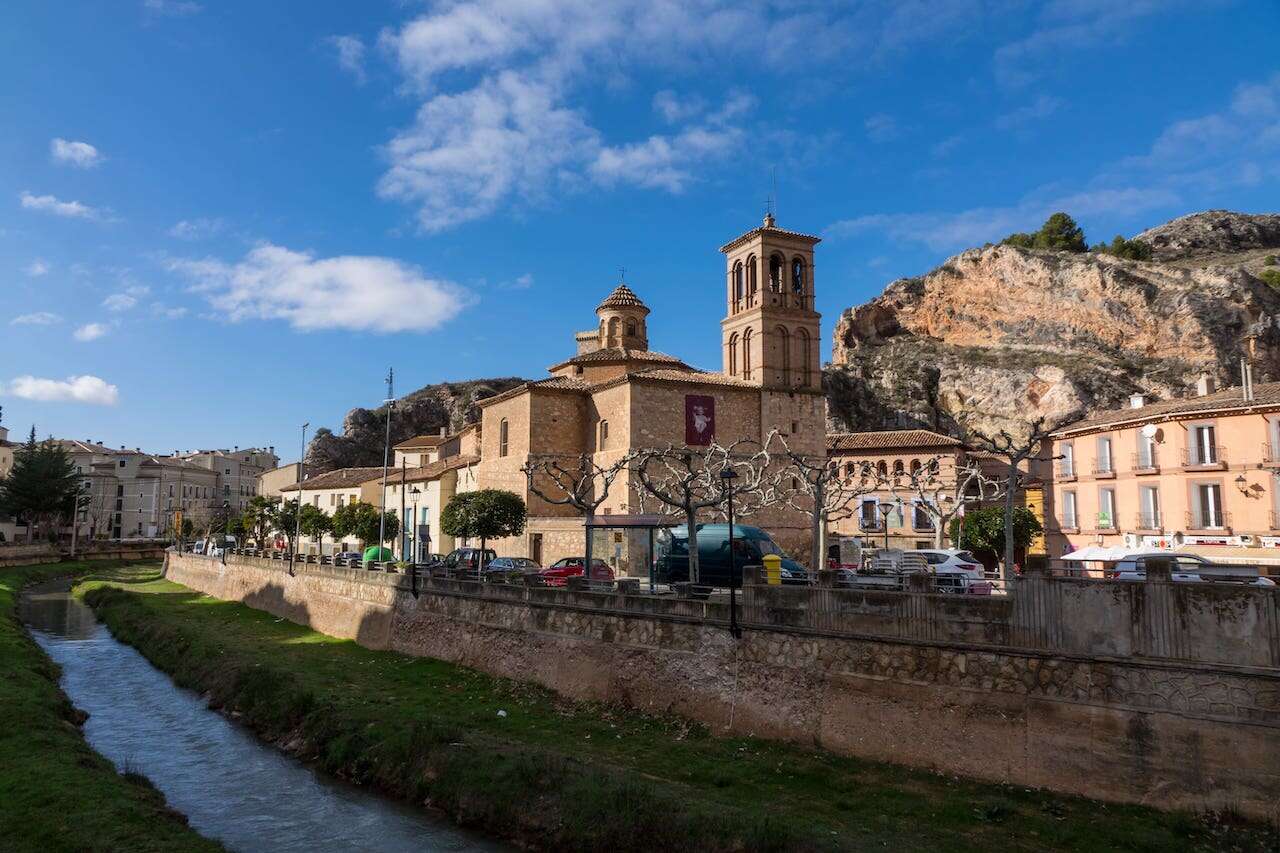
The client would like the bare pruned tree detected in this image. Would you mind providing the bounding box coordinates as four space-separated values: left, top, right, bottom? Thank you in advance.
523 452 637 571
633 432 790 583
964 414 1072 581
888 457 1006 549
779 438 885 575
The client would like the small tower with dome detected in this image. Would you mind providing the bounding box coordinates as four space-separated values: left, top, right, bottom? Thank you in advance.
593 282 650 351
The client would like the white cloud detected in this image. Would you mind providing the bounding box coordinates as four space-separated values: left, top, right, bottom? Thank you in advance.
143 0 201 16
102 285 150 312
151 303 188 319
326 35 366 84
378 71 601 230
73 323 109 341
168 217 224 240
102 294 137 312
993 1 1208 88
864 113 899 143
652 90 705 124
4 374 119 405
50 138 104 168
994 95 1063 130
167 242 471 333
499 273 534 290
19 191 101 220
25 259 50 277
10 312 61 326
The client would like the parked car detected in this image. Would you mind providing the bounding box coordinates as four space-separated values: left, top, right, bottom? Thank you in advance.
540 557 613 586
1110 552 1276 587
656 524 808 587
483 557 541 578
441 548 497 571
334 551 363 563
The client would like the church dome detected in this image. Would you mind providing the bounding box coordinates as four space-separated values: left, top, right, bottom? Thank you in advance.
596 283 650 315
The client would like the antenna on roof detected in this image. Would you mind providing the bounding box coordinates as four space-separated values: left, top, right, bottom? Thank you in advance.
619 266 626 282
763 166 777 227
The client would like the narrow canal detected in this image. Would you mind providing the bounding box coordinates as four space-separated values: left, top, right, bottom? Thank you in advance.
20 582 504 853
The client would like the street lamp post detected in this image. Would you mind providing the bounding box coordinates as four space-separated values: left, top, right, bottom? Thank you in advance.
410 486 421 563
70 483 90 559
220 501 230 565
378 369 394 560
720 468 742 640
292 422 308 576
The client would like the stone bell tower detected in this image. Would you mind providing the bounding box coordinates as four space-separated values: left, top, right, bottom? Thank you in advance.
719 213 822 392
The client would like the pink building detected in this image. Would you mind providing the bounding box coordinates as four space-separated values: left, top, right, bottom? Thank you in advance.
1044 378 1280 574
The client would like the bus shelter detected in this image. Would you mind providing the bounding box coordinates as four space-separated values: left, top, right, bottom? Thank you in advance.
586 514 666 592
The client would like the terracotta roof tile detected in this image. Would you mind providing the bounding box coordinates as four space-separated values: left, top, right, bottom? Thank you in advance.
596 283 649 313
280 466 384 493
595 367 758 391
378 454 480 486
1053 381 1280 436
476 376 594 408
718 217 822 253
827 430 963 451
394 433 453 450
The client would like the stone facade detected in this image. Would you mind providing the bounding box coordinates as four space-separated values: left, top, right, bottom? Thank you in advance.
165 551 1280 820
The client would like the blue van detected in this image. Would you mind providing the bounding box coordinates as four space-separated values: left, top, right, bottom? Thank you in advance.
655 524 808 587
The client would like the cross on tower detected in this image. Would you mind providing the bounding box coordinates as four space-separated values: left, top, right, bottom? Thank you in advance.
618 266 626 282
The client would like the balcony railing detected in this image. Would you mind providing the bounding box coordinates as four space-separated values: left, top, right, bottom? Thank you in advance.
1095 513 1117 530
1134 511 1162 531
1091 460 1116 478
1185 510 1232 532
1059 517 1079 532
1263 443 1280 467
911 516 936 532
1271 511 1280 531
859 517 884 532
1057 462 1076 481
1131 451 1159 473
1182 446 1226 470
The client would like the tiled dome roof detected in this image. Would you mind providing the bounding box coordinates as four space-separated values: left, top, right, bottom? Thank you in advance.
596 283 649 314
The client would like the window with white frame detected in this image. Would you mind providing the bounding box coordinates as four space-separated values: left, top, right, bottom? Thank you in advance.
1193 482 1224 528
1139 486 1160 528
1095 436 1113 473
1062 491 1078 528
1189 424 1218 465
1098 487 1116 529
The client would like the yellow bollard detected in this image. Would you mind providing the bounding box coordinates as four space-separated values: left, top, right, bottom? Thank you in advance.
763 553 782 586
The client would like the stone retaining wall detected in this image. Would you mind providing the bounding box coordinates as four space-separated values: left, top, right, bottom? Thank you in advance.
163 551 1280 820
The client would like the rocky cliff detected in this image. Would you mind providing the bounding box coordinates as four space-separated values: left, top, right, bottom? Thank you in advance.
305 377 526 474
827 210 1280 437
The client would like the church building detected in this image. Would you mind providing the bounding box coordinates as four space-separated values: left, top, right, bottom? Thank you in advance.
471 214 826 565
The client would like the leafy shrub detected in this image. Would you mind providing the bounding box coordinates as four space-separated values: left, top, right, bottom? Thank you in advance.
1001 212 1087 252
1092 235 1153 261
1260 268 1280 289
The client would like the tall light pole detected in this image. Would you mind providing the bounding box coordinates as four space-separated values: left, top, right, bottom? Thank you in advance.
720 468 742 639
291 422 308 576
410 486 421 563
378 368 394 560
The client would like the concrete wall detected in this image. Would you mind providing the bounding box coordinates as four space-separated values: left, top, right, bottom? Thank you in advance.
163 551 1280 820
0 543 169 568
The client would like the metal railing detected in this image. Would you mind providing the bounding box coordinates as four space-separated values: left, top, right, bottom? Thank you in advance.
1095 513 1116 530
1182 446 1226 468
1091 459 1115 476
1185 511 1232 531
1135 511 1161 530
1263 443 1280 466
858 517 884 532
1057 461 1076 479
1131 451 1159 472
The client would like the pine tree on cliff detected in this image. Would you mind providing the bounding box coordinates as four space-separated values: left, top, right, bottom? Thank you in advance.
1002 212 1087 252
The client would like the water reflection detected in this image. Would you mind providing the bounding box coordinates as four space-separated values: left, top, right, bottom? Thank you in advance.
21 584 503 853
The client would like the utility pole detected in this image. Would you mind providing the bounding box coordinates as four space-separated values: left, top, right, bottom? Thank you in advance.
378 368 395 558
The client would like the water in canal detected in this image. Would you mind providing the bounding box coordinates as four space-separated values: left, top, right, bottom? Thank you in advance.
20 583 504 853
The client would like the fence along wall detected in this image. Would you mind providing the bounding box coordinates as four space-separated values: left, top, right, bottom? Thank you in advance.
162 552 1280 820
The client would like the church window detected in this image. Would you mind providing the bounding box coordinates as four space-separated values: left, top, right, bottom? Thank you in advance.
893 459 905 475
626 318 636 337
499 419 509 457
876 461 888 477
791 257 805 299
910 459 921 474
607 317 619 343
733 262 744 304
769 254 784 292
742 328 754 379
599 420 609 449
746 255 758 295
728 333 739 376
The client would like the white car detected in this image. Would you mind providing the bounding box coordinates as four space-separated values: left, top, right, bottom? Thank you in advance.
1111 553 1276 587
909 549 993 594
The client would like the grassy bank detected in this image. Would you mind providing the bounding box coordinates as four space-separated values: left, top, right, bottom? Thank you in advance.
0 562 224 853
82 567 1278 852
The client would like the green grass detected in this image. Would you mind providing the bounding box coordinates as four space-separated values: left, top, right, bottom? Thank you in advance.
0 561 224 853
81 565 1276 852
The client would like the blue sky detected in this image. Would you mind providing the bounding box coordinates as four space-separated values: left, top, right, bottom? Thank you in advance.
3 0 1279 461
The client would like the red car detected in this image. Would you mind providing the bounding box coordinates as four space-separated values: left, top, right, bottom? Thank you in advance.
540 557 614 586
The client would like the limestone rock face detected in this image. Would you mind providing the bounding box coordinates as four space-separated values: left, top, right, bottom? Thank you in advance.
305 377 526 474
827 211 1280 438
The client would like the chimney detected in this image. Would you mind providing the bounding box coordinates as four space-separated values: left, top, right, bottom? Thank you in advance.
1129 394 1145 409
439 426 448 436
1195 375 1216 397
